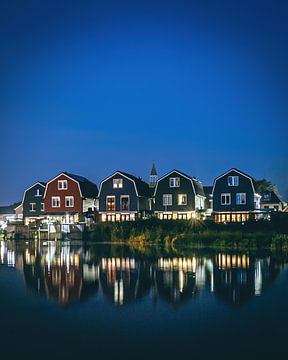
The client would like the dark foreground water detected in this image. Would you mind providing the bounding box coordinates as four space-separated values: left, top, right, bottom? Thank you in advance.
1 240 288 360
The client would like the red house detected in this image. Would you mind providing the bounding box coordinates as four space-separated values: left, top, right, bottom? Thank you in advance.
44 172 98 224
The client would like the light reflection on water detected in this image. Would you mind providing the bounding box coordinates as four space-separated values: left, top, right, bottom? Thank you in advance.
1 240 287 306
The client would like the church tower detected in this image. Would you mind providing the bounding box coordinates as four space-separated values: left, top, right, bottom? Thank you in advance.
149 163 158 188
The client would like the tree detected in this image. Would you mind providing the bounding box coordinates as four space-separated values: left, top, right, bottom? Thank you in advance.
255 179 279 195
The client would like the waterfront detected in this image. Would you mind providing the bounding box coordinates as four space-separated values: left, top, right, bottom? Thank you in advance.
1 240 288 359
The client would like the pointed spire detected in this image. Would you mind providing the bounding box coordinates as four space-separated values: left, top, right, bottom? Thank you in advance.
150 163 157 177
149 163 157 188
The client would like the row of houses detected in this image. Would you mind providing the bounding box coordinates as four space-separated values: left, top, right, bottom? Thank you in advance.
0 165 285 229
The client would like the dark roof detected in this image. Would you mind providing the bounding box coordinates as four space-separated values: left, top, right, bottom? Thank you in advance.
260 190 282 204
203 186 213 196
0 202 21 214
117 171 151 197
214 168 258 192
64 172 98 198
38 181 46 187
150 163 157 176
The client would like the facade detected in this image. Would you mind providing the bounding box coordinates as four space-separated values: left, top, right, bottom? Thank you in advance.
260 190 283 211
212 168 261 223
0 202 22 230
153 170 205 220
98 171 151 222
22 182 46 225
44 172 98 224
203 186 213 216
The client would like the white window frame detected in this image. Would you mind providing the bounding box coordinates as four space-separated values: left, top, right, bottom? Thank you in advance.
41 203 45 212
29 203 36 212
163 194 172 206
106 196 116 211
221 193 231 205
236 193 246 205
52 196 61 208
35 189 41 197
169 177 180 188
178 194 187 205
58 180 68 190
120 195 130 211
228 176 239 186
113 178 123 189
65 196 74 207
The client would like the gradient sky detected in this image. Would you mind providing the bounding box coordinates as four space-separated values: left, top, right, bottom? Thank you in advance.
1 0 288 205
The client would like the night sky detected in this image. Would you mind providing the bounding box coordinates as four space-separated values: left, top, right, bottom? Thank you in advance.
1 0 288 205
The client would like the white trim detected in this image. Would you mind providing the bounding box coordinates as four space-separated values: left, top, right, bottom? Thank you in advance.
236 193 246 205
65 196 74 207
106 195 116 211
153 170 198 197
22 182 46 205
212 168 257 195
98 171 140 197
120 195 130 211
44 173 83 198
51 196 61 208
221 193 231 205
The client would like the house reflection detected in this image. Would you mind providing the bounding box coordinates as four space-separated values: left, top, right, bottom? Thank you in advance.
213 253 280 305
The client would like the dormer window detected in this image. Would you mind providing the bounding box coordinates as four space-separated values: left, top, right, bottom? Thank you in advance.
228 176 239 186
263 193 271 200
169 177 180 188
58 180 68 190
113 178 123 189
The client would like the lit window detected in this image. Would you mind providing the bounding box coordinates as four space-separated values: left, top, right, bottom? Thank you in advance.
41 203 45 211
163 194 172 206
65 196 74 207
228 176 239 186
169 177 180 187
221 193 231 205
113 178 123 189
52 197 60 207
263 193 271 200
58 180 68 190
29 203 36 212
107 196 116 211
120 196 129 211
236 193 246 205
178 194 187 205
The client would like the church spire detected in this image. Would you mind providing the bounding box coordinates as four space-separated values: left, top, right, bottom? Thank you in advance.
149 163 157 188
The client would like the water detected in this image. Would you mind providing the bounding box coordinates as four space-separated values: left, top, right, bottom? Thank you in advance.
1 240 288 359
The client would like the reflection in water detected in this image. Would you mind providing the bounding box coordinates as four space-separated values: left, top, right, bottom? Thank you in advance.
0 241 287 306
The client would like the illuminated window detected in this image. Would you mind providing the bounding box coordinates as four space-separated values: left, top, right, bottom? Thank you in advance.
221 193 231 205
41 203 45 211
169 177 180 187
178 194 187 205
228 176 239 186
65 196 74 207
236 193 246 205
120 196 129 211
52 196 60 207
107 196 116 211
163 194 172 206
113 179 123 188
58 180 68 190
29 203 36 212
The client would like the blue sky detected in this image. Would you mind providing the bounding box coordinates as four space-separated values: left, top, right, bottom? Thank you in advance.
1 0 288 204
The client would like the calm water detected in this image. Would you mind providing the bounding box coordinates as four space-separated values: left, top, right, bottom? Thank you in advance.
1 240 288 359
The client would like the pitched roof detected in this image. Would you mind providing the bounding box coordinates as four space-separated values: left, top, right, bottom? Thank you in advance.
150 163 157 176
260 190 282 204
203 186 213 196
118 171 151 197
64 172 98 198
0 202 21 214
212 168 257 194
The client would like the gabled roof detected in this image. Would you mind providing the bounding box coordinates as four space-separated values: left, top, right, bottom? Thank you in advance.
212 168 257 194
260 190 282 204
44 172 98 198
98 171 151 198
154 169 205 197
64 172 98 198
0 202 21 214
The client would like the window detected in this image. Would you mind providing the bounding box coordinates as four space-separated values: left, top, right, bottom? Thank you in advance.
178 194 187 205
52 196 60 207
65 196 74 207
228 176 239 186
29 203 36 212
236 193 246 205
35 189 41 197
163 194 172 206
41 203 45 212
120 196 129 211
58 180 68 190
263 193 271 200
169 177 180 187
113 178 123 189
221 193 231 205
107 196 116 211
